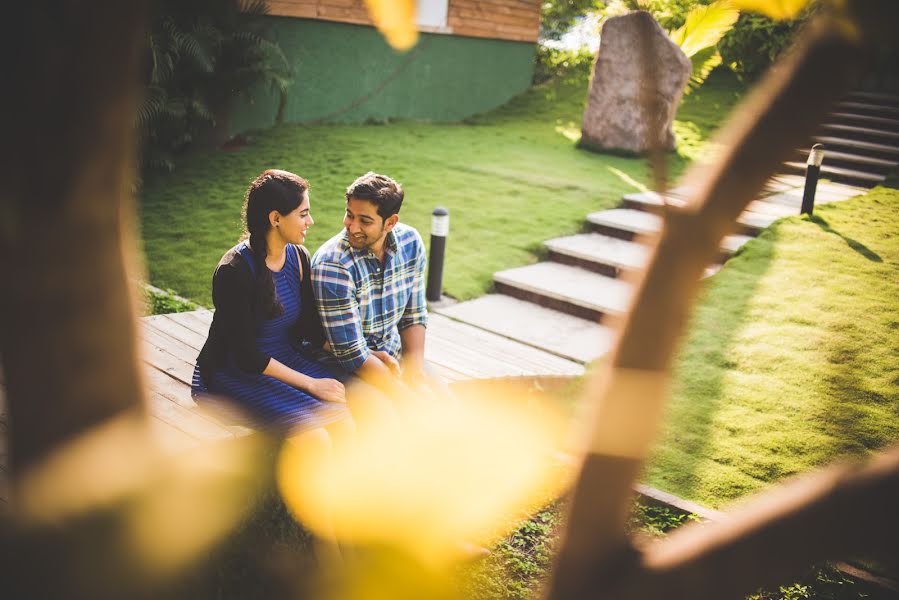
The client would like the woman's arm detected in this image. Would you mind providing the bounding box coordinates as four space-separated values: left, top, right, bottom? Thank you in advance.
263 357 345 403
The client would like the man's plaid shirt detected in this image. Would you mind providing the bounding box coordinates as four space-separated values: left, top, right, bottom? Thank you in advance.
311 223 428 373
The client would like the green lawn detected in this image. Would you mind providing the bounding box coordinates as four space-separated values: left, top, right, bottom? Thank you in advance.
138 68 744 304
647 187 899 508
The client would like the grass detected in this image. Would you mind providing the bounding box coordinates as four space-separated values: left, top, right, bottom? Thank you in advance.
138 68 744 305
646 187 899 509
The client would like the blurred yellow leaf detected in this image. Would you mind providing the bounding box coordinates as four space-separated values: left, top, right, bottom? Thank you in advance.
277 381 574 566
732 0 811 19
363 0 418 51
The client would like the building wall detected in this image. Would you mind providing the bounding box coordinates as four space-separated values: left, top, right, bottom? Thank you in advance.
265 0 541 42
230 16 537 132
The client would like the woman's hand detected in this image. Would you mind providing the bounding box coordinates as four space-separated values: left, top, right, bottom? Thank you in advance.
308 378 346 403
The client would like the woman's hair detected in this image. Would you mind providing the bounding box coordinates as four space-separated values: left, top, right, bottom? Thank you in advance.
241 169 308 318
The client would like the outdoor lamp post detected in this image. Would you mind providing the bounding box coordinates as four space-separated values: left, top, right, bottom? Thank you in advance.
426 207 449 302
801 143 825 216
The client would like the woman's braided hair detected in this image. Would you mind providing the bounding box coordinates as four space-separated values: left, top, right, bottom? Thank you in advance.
241 169 308 318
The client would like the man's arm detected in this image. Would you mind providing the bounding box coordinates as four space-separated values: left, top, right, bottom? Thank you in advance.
311 260 371 372
312 258 405 393
398 230 428 379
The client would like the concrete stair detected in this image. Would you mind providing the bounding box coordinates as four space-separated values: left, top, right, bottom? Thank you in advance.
435 131 874 366
783 90 899 187
493 261 632 322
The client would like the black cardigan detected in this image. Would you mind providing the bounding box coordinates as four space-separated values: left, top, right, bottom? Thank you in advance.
196 243 325 385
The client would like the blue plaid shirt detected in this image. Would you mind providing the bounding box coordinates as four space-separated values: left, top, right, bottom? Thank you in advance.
311 223 428 373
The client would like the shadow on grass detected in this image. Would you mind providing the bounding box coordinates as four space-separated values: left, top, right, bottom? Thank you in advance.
647 227 778 501
810 215 882 263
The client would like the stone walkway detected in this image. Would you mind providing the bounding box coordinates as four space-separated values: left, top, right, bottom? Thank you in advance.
436 175 868 365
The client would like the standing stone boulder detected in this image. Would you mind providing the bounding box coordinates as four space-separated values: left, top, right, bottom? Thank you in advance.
581 11 692 153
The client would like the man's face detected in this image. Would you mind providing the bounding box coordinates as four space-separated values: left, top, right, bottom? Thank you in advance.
343 197 395 250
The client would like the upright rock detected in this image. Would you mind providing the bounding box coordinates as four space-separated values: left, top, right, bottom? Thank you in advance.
581 11 692 153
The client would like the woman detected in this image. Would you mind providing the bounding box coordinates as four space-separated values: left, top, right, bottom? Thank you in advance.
192 169 353 439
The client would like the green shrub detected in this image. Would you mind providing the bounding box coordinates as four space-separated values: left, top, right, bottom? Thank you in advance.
533 44 596 85
718 10 810 82
144 284 199 315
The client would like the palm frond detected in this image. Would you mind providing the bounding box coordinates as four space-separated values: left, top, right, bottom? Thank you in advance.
684 46 723 94
669 0 740 58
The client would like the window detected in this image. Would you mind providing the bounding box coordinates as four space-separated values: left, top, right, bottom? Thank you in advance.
417 0 448 28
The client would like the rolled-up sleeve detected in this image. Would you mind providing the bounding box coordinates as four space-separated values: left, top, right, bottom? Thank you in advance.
311 260 370 372
398 233 428 331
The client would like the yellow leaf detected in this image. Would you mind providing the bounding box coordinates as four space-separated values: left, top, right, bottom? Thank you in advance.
363 0 419 51
732 0 811 20
277 381 574 566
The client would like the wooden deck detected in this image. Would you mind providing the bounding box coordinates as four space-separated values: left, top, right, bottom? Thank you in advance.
0 308 584 510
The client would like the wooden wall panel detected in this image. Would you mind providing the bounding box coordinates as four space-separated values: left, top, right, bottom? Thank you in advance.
265 0 540 42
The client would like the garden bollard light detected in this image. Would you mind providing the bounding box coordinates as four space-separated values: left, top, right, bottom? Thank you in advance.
426 207 449 302
801 143 825 216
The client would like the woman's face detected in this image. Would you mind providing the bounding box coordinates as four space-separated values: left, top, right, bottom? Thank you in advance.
274 191 314 245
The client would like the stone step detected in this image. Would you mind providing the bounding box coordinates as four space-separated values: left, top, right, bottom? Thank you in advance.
435 294 615 364
620 192 781 235
588 207 756 256
761 183 866 210
545 231 725 279
846 90 899 107
781 161 885 187
835 100 899 118
811 135 899 161
820 123 899 144
794 148 898 171
828 111 899 130
493 262 632 322
545 232 649 276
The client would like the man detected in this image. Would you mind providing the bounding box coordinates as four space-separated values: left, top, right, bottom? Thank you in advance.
311 171 436 395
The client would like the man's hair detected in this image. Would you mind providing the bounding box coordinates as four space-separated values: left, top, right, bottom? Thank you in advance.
345 171 404 219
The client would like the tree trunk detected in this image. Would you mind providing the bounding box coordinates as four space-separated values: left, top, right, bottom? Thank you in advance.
0 2 148 480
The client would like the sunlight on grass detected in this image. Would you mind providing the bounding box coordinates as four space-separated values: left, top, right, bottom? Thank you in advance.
646 188 899 508
139 70 744 304
606 165 649 193
553 122 580 142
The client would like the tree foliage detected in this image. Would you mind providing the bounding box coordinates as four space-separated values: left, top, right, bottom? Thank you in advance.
540 0 607 40
539 0 814 88
139 0 292 174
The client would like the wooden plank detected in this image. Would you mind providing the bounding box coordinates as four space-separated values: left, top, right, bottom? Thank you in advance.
453 8 538 27
140 339 195 387
448 24 536 42
452 0 539 18
143 364 195 408
141 324 203 367
165 310 213 336
147 391 234 442
428 314 584 376
144 314 208 350
267 0 318 18
148 416 201 453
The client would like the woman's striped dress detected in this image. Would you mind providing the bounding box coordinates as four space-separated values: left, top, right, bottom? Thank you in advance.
191 244 350 434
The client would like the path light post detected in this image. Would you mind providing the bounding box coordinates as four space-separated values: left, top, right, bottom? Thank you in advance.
426 207 449 302
801 143 825 216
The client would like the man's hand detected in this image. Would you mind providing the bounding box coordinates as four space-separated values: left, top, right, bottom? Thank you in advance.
371 349 402 377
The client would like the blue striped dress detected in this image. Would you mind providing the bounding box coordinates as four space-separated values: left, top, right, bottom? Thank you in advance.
191 244 351 434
